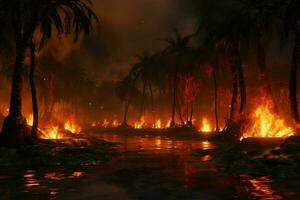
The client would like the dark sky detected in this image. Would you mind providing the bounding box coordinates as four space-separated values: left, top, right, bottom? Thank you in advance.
42 0 198 83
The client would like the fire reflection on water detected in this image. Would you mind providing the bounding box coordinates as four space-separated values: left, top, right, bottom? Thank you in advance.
240 174 283 200
22 169 85 199
98 134 216 153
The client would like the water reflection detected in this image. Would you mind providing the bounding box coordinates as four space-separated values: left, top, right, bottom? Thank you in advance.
240 174 283 200
98 134 215 153
22 169 85 199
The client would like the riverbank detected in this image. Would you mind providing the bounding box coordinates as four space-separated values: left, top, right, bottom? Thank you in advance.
0 137 120 166
193 136 300 179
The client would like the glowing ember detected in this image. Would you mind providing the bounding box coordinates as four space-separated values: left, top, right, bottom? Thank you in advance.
243 101 294 138
64 121 81 133
201 118 212 132
26 114 33 126
134 116 146 129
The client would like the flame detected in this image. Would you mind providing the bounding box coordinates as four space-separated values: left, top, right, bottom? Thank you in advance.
200 118 212 132
166 119 171 128
40 126 62 139
134 116 146 129
64 121 81 133
243 99 294 138
102 119 109 128
153 119 162 129
26 114 33 126
112 120 119 127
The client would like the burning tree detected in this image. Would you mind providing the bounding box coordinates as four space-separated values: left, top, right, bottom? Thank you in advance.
0 0 98 147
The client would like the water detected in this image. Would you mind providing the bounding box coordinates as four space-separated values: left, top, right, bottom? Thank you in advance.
0 133 298 199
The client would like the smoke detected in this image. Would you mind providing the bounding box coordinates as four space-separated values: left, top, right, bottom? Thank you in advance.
38 0 199 83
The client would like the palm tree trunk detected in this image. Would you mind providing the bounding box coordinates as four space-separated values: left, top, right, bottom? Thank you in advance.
170 72 177 127
122 101 129 126
213 68 220 131
229 52 239 121
138 81 146 120
29 41 39 139
233 45 246 113
0 36 28 147
289 30 300 123
176 95 185 126
188 102 194 127
257 37 276 109
148 82 155 122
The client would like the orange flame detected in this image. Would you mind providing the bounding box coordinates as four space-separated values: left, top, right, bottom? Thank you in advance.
134 116 146 129
26 114 33 126
40 126 63 139
64 121 81 133
200 118 212 132
112 120 119 127
243 99 294 138
153 119 162 129
102 119 109 128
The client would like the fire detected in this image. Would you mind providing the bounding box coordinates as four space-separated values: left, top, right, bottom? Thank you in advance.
134 116 146 129
26 114 33 126
40 126 62 139
102 119 109 128
64 121 81 133
153 119 162 129
166 119 171 128
243 100 294 138
200 118 212 132
112 120 119 127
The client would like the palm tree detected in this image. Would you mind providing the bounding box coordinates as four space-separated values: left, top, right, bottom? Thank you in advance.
129 51 152 120
0 0 98 147
203 10 249 121
29 40 39 138
115 75 139 127
237 0 281 109
161 31 193 128
284 0 300 123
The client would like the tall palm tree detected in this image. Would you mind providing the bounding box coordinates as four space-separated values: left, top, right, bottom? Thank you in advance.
237 0 281 109
129 51 152 120
284 0 300 123
0 0 98 147
162 32 193 128
115 75 139 127
203 11 248 121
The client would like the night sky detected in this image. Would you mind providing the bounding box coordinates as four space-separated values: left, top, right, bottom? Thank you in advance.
40 0 198 83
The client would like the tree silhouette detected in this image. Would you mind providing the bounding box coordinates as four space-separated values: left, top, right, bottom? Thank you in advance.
0 0 98 147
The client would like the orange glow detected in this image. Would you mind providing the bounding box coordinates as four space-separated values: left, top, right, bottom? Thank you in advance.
64 121 81 133
200 118 212 132
112 119 119 127
134 116 146 129
40 127 63 140
102 119 109 128
26 114 33 126
243 99 294 139
153 119 162 129
166 119 171 128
